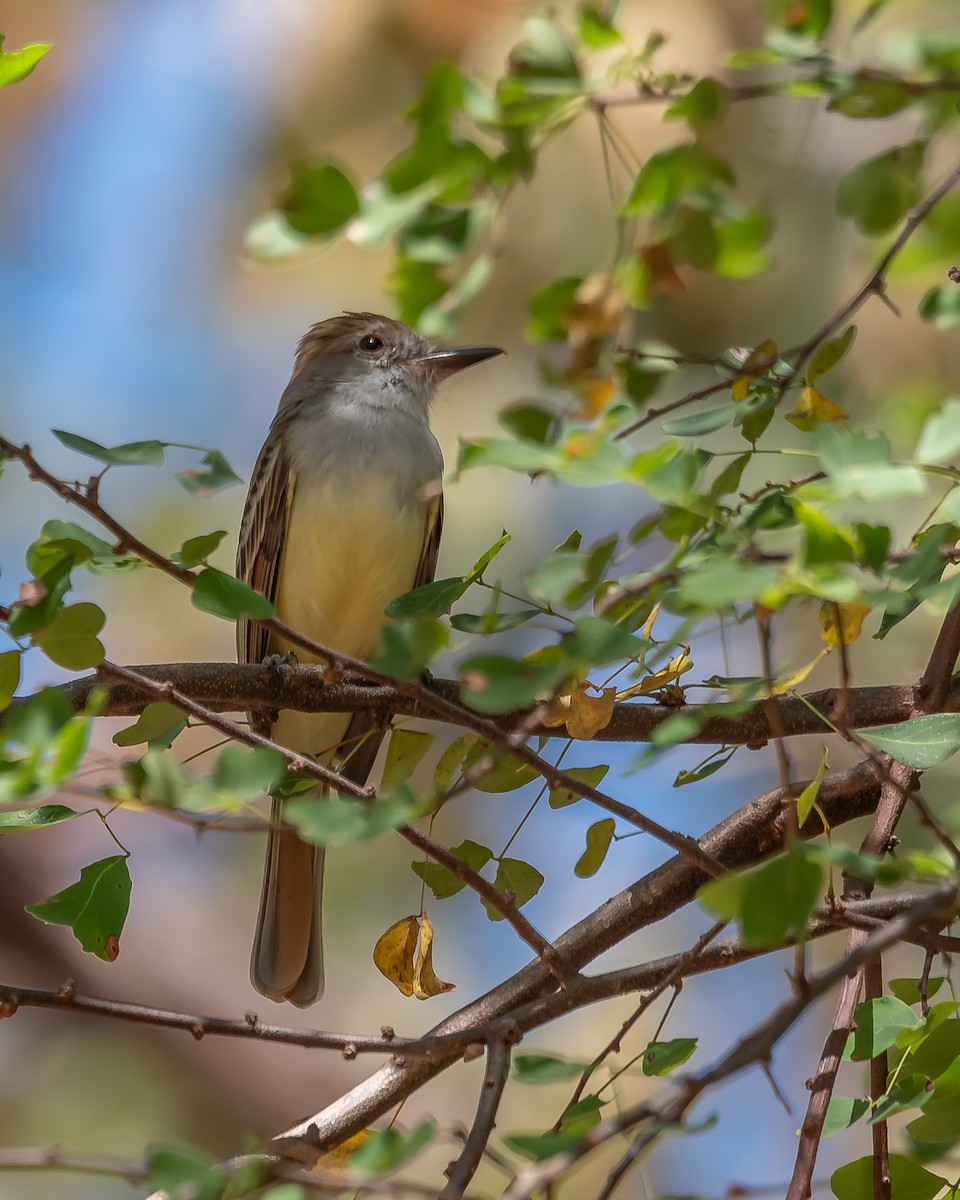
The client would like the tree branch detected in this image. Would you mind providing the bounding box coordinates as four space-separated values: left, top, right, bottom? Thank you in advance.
26 661 957 746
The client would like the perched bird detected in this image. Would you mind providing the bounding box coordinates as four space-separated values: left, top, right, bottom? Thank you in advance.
236 312 503 1005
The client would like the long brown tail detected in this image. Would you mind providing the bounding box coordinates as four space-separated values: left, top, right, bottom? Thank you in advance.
250 796 325 1006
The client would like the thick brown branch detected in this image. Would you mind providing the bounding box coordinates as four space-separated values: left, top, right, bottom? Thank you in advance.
32 662 957 745
275 761 884 1156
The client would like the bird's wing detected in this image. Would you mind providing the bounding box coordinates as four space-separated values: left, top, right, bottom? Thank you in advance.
236 428 294 670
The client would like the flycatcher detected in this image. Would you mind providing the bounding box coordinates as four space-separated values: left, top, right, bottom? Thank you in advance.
236 312 502 1006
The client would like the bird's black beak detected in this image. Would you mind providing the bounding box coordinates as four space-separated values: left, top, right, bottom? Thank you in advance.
411 345 504 380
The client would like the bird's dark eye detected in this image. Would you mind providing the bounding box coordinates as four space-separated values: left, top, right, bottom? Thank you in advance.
358 334 384 352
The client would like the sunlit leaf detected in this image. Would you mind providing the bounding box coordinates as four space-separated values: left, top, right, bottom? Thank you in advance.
26 855 131 962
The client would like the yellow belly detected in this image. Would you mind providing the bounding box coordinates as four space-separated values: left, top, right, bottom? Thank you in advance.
270 471 426 758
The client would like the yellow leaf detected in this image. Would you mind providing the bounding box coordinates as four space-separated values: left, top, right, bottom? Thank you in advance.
564 271 625 348
542 682 616 739
313 1131 371 1172
412 912 455 1000
574 375 616 418
373 913 455 1000
731 375 751 403
619 647 692 698
373 915 419 997
785 385 849 431
641 602 661 641
819 601 871 648
760 649 828 697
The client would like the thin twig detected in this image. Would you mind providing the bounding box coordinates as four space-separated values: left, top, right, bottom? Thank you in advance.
438 1039 513 1200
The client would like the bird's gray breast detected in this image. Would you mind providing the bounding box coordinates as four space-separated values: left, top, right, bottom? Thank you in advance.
286 398 443 507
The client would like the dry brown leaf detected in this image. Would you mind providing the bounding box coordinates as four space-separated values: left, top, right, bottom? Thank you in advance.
641 243 685 295
564 271 625 348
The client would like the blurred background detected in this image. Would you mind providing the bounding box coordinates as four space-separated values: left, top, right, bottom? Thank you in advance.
1 0 959 1196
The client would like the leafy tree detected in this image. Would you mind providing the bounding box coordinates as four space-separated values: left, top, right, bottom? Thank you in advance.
4 5 960 1199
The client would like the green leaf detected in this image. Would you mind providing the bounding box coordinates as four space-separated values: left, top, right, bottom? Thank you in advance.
504 1130 583 1161
699 852 823 948
817 425 924 501
460 651 569 713
211 745 288 798
381 729 434 793
549 764 609 808
780 0 832 37
467 531 512 581
575 818 615 877
145 1143 227 1200
808 325 857 384
112 702 187 749
713 210 772 279
280 161 359 237
906 1057 960 1143
419 251 495 339
412 838 493 899
483 857 544 920
868 1074 932 1124
0 36 52 87
372 617 449 678
566 616 643 665
26 855 131 961
508 15 581 82
836 141 927 236
464 742 538 792
559 1094 605 1132
243 210 309 261
661 405 734 436
577 6 622 48
451 608 541 634
641 1037 698 1076
890 977 945 1006
823 1096 870 1137
919 282 960 330
349 1121 436 1176
859 714 960 769
176 530 227 568
285 787 429 847
513 1053 591 1083
526 276 583 342
176 450 243 496
499 403 557 444
53 429 165 467
191 567 275 621
916 397 960 463
796 747 829 827
384 577 468 619
0 650 21 712
0 804 77 831
827 75 909 119
32 602 106 669
674 747 737 787
830 1154 944 1200
398 203 480 265
664 78 728 133
849 996 922 1060
41 520 115 560
432 734 479 794
622 143 735 216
